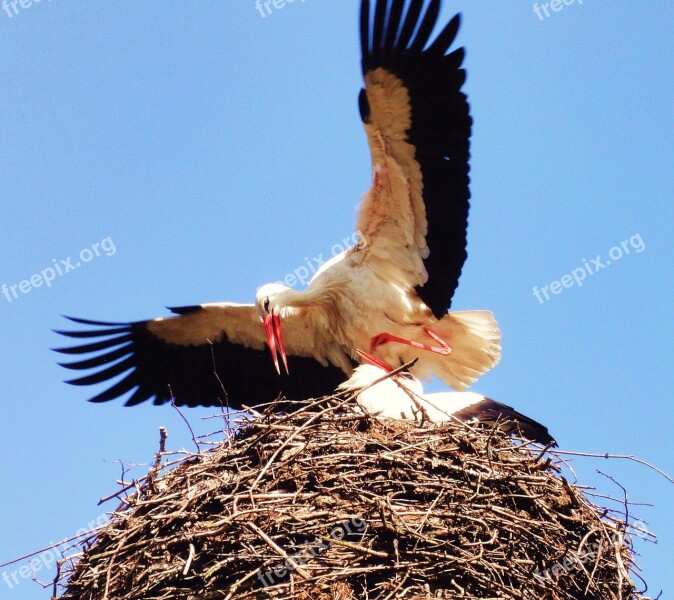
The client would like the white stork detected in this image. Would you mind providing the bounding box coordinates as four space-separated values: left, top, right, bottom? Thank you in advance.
55 0 500 409
340 356 555 446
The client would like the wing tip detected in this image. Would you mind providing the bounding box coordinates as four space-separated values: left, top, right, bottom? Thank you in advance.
486 398 557 447
167 305 203 316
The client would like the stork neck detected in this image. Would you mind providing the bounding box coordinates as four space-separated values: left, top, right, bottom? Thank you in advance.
278 286 323 308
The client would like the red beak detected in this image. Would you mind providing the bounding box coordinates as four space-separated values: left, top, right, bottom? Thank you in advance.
263 310 289 375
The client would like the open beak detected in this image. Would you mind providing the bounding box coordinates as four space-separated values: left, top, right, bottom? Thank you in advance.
263 310 289 375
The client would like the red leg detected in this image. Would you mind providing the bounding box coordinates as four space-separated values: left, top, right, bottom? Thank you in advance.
355 349 395 372
370 328 452 356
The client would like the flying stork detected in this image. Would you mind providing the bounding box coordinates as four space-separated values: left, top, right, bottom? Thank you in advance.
55 0 501 409
340 356 555 446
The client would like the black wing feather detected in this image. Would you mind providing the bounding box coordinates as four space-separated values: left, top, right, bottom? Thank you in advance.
409 0 440 53
52 335 133 355
427 13 460 56
382 0 405 58
453 398 557 447
387 0 423 59
372 0 388 63
58 344 133 370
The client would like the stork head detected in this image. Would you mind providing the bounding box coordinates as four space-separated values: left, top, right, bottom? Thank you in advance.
256 283 292 375
255 283 291 315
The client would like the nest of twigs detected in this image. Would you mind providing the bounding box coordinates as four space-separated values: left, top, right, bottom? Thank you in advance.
56 392 650 600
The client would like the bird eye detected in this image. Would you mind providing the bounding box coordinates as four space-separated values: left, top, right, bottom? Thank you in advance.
263 297 270 313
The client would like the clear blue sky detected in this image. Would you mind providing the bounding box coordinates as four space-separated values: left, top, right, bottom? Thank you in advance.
1 1 672 598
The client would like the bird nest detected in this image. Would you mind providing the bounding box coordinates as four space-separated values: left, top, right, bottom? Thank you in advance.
55 393 650 600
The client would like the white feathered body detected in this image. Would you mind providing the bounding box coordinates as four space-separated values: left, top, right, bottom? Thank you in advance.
338 364 556 446
301 246 501 391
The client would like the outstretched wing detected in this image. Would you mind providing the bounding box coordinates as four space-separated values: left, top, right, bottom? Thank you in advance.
54 304 350 408
356 0 471 318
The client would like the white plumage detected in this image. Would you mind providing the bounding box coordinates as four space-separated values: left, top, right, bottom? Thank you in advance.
339 364 556 446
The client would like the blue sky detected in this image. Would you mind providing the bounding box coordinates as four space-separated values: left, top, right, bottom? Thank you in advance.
1 1 672 597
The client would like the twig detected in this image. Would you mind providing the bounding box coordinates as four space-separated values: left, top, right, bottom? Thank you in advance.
169 387 200 453
246 522 311 580
552 450 674 485
182 543 196 576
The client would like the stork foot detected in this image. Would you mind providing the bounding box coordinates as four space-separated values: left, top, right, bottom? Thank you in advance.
355 349 394 372
369 328 453 356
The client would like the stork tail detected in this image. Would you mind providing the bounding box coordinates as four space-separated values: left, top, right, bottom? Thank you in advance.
416 310 501 390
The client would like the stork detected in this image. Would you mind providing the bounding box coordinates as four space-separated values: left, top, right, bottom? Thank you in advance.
339 356 555 446
55 0 501 409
